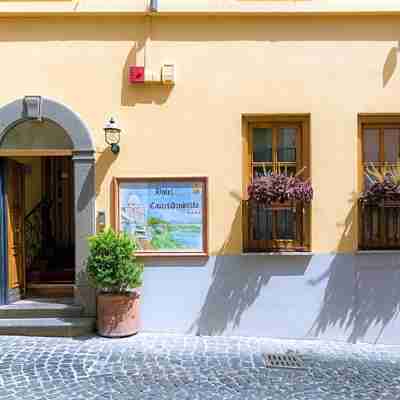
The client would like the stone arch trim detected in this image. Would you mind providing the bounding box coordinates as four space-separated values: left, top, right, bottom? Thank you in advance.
0 97 96 313
0 97 95 154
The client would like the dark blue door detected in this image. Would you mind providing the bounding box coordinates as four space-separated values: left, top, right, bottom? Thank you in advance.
0 159 7 305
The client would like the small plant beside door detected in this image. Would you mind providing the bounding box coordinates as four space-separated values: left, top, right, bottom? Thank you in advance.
87 228 144 337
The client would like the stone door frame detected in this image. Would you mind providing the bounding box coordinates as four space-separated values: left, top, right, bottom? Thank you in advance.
0 97 96 314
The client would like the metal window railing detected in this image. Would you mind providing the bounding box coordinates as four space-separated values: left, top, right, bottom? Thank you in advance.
359 200 400 250
242 200 308 253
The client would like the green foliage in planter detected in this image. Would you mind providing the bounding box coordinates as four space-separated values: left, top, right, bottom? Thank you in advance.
362 162 400 204
87 228 144 294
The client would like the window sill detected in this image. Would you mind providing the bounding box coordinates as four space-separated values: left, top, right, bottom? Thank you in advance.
356 250 400 254
241 252 313 256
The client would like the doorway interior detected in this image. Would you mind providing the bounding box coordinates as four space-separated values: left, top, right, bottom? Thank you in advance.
0 98 96 312
3 155 75 300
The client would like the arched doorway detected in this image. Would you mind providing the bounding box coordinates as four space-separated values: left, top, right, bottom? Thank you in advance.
0 97 95 314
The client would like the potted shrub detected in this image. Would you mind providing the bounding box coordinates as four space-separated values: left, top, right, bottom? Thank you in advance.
87 228 144 338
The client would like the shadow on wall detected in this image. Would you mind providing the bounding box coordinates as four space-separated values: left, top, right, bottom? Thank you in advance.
77 161 95 213
308 254 400 344
95 148 117 197
383 42 399 87
190 202 311 335
120 46 173 107
191 255 311 336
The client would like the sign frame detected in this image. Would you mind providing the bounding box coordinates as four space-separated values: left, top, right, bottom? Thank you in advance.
112 177 208 257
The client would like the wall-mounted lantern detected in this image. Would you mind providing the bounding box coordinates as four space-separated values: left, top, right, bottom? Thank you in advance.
104 117 122 154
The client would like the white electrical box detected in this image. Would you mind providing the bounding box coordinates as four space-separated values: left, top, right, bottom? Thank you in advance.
162 64 175 85
144 69 161 83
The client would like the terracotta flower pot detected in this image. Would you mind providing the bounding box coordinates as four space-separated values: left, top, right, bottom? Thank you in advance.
97 290 141 338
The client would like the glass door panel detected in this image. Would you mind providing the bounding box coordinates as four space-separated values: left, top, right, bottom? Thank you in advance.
278 165 297 176
278 127 297 163
384 128 400 163
276 209 295 240
252 128 273 162
363 128 379 163
363 128 380 189
253 165 273 179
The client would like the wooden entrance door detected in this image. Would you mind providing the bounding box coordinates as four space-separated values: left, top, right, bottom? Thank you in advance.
6 159 25 296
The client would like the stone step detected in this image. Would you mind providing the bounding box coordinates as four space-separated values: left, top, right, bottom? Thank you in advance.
0 298 83 318
0 317 95 337
26 284 74 298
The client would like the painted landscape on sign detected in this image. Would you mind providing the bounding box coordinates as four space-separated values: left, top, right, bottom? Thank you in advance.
120 181 204 252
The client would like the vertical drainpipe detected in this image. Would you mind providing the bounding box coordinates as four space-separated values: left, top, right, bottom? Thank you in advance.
149 0 158 13
144 0 157 77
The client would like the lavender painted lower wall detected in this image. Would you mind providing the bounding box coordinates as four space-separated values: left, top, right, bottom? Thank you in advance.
140 253 400 345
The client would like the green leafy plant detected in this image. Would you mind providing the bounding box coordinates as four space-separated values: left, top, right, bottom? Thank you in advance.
364 162 400 186
361 162 400 204
87 228 144 294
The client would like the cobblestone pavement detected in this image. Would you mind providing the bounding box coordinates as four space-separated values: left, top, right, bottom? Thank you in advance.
1 334 400 400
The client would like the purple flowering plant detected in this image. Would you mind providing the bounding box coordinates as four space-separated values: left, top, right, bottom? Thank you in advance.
361 163 400 204
247 168 313 205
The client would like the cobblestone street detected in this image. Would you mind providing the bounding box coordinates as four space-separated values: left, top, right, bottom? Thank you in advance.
1 334 400 399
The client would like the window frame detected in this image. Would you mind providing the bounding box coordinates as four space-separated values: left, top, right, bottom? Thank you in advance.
249 122 303 178
242 114 311 252
360 123 400 187
358 114 400 250
358 115 400 193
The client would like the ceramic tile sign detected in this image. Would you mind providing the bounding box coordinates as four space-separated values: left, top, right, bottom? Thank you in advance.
114 177 208 256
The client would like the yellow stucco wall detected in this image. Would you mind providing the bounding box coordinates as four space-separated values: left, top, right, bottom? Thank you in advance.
1 15 400 254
